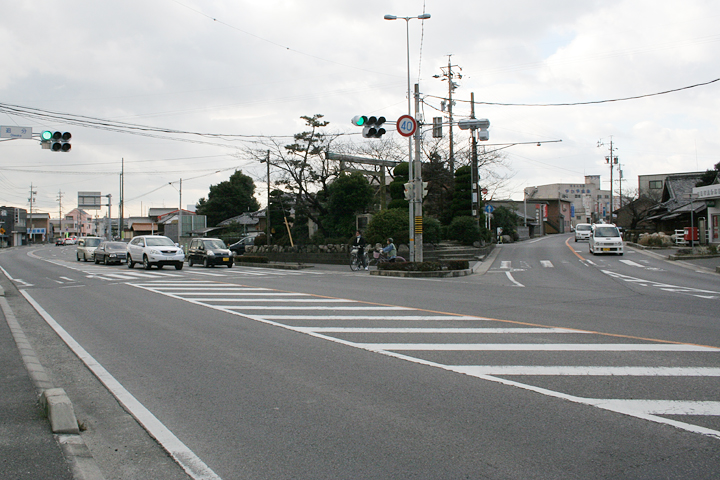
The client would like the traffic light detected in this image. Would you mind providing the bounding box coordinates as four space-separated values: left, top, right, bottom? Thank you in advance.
363 116 386 138
351 115 386 138
421 182 429 198
403 182 413 200
42 131 71 152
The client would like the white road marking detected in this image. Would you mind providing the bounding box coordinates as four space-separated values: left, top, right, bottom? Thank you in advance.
500 261 511 269
127 280 720 441
298 327 578 334
603 270 720 297
540 260 553 268
505 271 524 287
356 343 719 352
20 291 221 480
452 366 720 376
619 260 645 268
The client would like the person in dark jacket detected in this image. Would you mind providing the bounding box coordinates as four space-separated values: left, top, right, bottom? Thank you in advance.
353 230 368 270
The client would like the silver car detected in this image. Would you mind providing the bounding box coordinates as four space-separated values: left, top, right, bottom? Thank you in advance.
76 237 103 261
127 235 184 270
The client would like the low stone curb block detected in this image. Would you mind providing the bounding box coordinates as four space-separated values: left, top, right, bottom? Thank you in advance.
41 388 80 434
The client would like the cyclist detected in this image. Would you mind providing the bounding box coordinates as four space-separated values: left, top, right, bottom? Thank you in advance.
381 237 397 262
353 230 368 270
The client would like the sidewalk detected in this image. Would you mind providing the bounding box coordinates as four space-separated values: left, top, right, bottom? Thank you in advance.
0 286 73 479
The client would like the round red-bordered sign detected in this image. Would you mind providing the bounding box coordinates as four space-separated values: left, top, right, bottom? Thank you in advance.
396 115 417 137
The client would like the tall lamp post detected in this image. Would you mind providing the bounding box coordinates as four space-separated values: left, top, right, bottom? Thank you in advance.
384 12 430 262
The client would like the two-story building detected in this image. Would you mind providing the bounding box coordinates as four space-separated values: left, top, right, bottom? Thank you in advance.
0 206 27 247
524 175 610 228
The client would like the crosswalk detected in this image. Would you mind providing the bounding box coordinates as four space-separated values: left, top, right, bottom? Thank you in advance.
131 279 720 441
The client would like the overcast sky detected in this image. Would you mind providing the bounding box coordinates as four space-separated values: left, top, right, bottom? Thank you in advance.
1 0 719 220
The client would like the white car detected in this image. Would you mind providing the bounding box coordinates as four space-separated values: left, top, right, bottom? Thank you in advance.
589 224 624 255
574 223 592 242
127 235 184 270
76 237 103 261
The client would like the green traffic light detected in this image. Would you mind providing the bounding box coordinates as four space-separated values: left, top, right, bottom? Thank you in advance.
41 130 53 141
351 115 367 126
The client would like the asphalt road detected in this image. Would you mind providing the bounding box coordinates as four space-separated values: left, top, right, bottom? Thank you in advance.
1 237 719 479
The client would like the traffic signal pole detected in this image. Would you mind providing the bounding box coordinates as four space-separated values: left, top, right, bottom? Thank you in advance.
413 83 423 262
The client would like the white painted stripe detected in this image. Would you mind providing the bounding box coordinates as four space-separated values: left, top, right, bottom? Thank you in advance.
187 271 227 276
452 366 720 376
596 399 720 416
171 292 302 296
153 286 259 290
500 261 511 269
619 259 645 268
540 260 553 268
505 271 524 287
258 315 483 321
356 343 720 352
60 276 75 281
201 298 351 303
221 306 410 311
20 291 221 480
299 327 577 334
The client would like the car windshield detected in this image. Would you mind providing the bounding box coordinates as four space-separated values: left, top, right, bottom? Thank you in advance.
146 237 175 247
577 225 591 231
105 242 127 251
595 226 620 237
85 238 102 247
203 239 227 249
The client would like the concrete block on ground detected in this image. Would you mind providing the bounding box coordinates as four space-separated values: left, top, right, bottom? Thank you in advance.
41 388 80 434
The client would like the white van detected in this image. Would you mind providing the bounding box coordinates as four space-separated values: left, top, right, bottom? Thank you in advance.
574 223 592 242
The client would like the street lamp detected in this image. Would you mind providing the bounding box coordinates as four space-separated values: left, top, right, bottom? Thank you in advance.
384 12 430 262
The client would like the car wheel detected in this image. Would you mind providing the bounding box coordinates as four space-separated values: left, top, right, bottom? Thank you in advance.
188 258 194 267
94 256 100 264
84 254 89 262
227 262 233 268
128 255 134 268
157 264 164 269
175 262 183 270
203 258 209 268
143 256 152 270
104 257 110 265
77 254 81 261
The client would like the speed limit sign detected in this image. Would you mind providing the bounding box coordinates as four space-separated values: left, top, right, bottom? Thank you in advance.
396 115 417 137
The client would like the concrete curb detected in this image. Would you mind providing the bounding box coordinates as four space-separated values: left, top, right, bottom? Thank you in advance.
369 268 472 278
0 279 106 479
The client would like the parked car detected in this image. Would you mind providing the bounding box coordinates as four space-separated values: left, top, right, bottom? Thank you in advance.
589 224 624 255
127 235 184 270
76 237 103 261
187 238 233 268
228 235 257 256
93 241 128 265
55 238 65 246
574 223 592 242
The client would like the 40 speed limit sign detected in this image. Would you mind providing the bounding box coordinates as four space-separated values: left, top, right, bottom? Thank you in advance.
396 115 417 137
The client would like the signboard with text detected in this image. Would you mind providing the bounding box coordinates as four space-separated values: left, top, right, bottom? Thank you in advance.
78 191 102 210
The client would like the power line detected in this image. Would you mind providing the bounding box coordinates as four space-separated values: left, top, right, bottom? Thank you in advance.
424 77 720 107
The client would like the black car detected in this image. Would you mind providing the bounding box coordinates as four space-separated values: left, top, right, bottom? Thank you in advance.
187 238 233 268
93 241 128 265
228 236 257 256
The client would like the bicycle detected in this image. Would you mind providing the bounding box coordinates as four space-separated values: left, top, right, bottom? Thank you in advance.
349 248 368 271
368 250 406 266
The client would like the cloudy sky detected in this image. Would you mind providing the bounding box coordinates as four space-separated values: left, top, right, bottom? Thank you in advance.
1 0 719 220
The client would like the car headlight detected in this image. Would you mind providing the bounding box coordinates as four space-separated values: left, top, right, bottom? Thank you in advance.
149 248 161 255
109 253 117 258
207 251 215 256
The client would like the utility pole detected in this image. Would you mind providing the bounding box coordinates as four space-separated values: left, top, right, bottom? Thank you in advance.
178 178 183 244
120 158 124 239
28 184 37 243
470 93 480 230
261 150 271 246
57 190 63 237
433 55 461 175
598 137 618 222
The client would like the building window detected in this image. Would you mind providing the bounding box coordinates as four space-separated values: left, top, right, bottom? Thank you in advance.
649 180 662 189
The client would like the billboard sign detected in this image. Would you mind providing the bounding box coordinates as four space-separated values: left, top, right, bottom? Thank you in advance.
78 192 103 210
